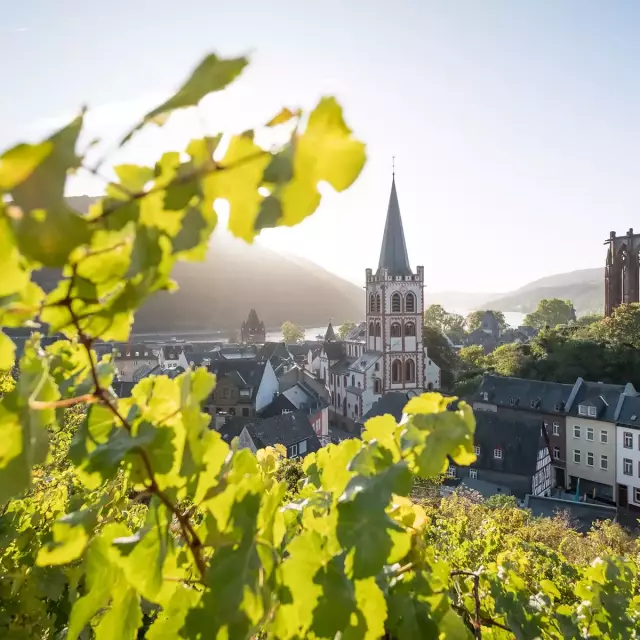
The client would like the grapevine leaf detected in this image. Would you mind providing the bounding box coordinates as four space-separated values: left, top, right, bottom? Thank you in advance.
36 508 97 566
94 587 141 640
0 141 52 191
337 462 412 578
147 587 201 639
266 107 298 126
280 97 365 227
0 331 15 370
121 53 248 144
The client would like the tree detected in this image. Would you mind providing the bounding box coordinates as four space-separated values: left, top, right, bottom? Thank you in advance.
1 51 638 640
523 298 576 329
424 304 449 330
458 344 487 370
487 342 529 377
281 320 305 343
597 302 640 348
442 312 466 342
337 321 357 339
574 312 603 327
466 309 507 333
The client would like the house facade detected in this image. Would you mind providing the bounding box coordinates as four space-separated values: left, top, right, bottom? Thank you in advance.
113 344 159 382
614 394 640 510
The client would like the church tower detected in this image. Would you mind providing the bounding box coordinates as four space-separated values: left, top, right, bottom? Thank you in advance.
366 175 424 392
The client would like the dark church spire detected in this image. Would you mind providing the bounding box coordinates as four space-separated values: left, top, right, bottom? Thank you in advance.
377 175 412 277
324 321 336 342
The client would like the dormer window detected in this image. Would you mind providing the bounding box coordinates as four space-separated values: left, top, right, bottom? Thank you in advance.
588 406 597 417
481 392 488 401
493 448 503 459
578 405 587 416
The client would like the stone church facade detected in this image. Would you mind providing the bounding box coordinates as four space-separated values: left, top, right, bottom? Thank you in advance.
319 175 440 430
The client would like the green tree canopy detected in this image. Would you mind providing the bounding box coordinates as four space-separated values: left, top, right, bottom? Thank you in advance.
424 304 449 330
423 325 458 389
281 320 305 343
596 302 640 348
487 342 529 377
523 298 576 329
458 344 487 371
466 309 507 333
424 305 466 341
337 321 357 339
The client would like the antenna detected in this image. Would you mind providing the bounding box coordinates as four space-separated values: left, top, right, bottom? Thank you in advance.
392 155 395 177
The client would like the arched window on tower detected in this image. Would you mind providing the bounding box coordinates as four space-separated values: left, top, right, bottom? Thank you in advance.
375 294 381 312
404 321 416 337
351 374 355 386
405 358 416 383
369 322 375 339
392 359 402 383
369 293 376 313
374 378 382 394
405 292 416 313
375 322 381 337
390 322 402 337
391 292 401 313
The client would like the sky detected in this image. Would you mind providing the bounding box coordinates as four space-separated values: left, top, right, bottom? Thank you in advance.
3 0 640 294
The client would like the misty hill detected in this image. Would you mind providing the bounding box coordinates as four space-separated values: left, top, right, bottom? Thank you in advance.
485 268 603 315
35 197 364 332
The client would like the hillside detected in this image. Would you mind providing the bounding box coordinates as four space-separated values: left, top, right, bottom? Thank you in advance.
34 197 364 332
485 268 604 315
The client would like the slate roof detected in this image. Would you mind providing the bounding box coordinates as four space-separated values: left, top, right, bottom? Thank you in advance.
359 391 411 425
217 416 255 443
616 394 640 428
475 375 573 413
523 495 617 532
323 342 345 361
332 357 357 375
245 411 321 451
346 386 364 396
286 344 310 358
343 322 367 342
566 379 629 421
206 360 266 399
111 381 135 398
257 342 290 362
243 308 265 331
185 352 215 367
259 393 297 418
348 351 381 374
377 176 412 277
324 322 337 342
473 412 544 477
114 344 157 359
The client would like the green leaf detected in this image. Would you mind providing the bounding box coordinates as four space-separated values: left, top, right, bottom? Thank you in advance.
36 509 97 566
280 97 365 227
94 587 141 640
0 141 53 191
266 107 299 127
122 53 248 144
113 164 154 193
337 462 412 578
0 331 15 370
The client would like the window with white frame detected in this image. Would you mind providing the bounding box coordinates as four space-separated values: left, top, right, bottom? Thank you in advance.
623 458 633 476
481 392 488 401
553 447 560 460
573 425 580 438
600 430 608 444
493 448 503 459
586 427 594 441
552 422 560 436
290 444 298 457
624 432 633 449
578 405 587 416
635 488 640 504
299 440 307 455
469 469 478 479
474 445 481 455
587 452 594 467
588 406 597 417
600 455 608 470
446 465 456 478
573 449 581 464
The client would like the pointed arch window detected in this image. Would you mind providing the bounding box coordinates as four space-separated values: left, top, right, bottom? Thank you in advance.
369 293 376 313
369 322 375 339
375 293 381 313
374 378 382 394
391 292 401 313
405 292 416 313
405 358 416 383
375 322 381 337
390 322 402 337
392 359 402 383
404 321 416 337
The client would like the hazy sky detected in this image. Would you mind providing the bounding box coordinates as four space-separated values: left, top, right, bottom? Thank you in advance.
3 1 640 293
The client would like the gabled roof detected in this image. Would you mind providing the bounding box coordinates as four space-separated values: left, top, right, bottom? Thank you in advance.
206 360 267 399
343 322 366 342
245 411 321 449
359 391 411 425
243 308 264 330
566 379 630 421
474 375 573 413
112 381 135 398
257 342 291 362
377 176 412 277
472 412 544 477
348 351 381 374
616 394 640 428
332 356 357 375
259 393 297 418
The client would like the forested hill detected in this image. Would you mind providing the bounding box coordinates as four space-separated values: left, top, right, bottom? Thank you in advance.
33 197 364 332
484 268 603 315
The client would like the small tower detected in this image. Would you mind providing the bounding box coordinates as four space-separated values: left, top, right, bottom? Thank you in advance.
324 321 336 342
366 174 424 391
240 309 266 344
604 229 640 316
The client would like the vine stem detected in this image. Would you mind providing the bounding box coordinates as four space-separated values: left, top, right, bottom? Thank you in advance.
58 266 207 579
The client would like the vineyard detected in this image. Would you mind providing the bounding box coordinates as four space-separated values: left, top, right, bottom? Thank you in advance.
0 52 639 638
